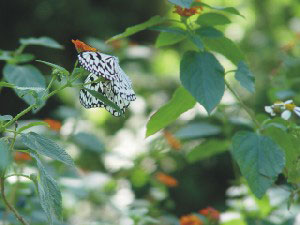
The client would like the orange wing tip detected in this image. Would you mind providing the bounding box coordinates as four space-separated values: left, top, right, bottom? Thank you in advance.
71 39 97 53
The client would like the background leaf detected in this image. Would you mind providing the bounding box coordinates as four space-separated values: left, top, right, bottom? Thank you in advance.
175 122 221 139
21 132 74 166
3 64 46 109
72 132 105 153
232 131 285 198
146 87 196 137
235 61 255 93
20 37 63 49
36 60 69 76
187 139 230 163
180 51 225 114
0 115 13 121
0 138 12 176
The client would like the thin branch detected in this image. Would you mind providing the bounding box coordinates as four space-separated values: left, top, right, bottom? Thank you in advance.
0 178 29 225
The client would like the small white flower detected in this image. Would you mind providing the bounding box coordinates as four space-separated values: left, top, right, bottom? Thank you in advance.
265 100 300 120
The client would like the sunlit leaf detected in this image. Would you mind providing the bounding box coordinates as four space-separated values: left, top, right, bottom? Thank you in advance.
20 37 63 49
197 13 231 26
180 51 225 114
107 15 165 43
192 2 244 17
146 86 196 137
232 131 285 198
155 27 187 48
18 121 50 133
21 132 74 166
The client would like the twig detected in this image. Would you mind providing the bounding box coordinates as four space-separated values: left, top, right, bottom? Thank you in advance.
0 178 29 225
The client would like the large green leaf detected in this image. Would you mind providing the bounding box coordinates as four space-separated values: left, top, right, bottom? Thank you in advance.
168 0 194 8
30 152 62 225
175 122 221 139
196 27 224 38
235 61 255 93
72 132 105 153
20 37 63 49
146 86 196 137
232 131 285 198
180 51 225 114
21 132 74 166
18 121 49 133
197 13 231 26
0 138 12 176
107 15 165 43
155 27 187 48
197 34 245 65
187 139 229 163
263 126 300 183
3 64 46 108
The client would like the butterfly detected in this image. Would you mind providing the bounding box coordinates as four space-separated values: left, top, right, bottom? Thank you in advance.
77 51 136 116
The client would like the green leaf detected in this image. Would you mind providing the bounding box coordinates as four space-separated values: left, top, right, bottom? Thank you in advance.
196 27 224 38
3 64 46 108
0 50 13 61
146 87 196 137
168 0 194 8
0 115 13 121
175 122 221 139
180 51 225 114
36 60 69 76
0 138 12 176
197 13 231 26
83 88 123 116
187 139 229 163
199 35 245 65
0 82 15 88
192 2 244 17
20 37 63 49
188 33 204 50
72 132 105 153
107 15 165 43
8 53 35 64
263 126 300 183
150 26 187 35
235 61 255 93
30 152 62 224
18 121 50 133
231 131 285 198
155 28 187 48
21 132 74 166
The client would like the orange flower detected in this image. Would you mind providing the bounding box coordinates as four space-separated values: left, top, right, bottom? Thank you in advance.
155 172 178 187
173 0 203 17
163 130 181 150
44 119 62 132
14 152 32 163
199 207 220 221
72 39 97 53
180 214 203 225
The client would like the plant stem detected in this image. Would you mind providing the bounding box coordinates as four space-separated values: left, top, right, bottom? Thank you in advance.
4 174 32 180
225 80 260 128
3 104 36 129
0 178 29 225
